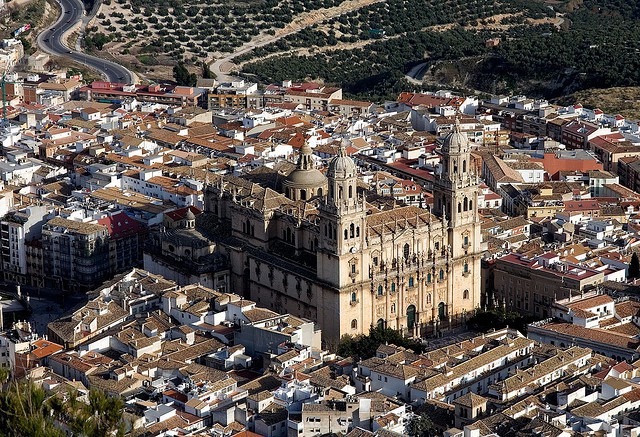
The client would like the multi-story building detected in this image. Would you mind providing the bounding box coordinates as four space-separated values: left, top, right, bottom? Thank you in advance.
97 211 146 274
491 251 604 318
41 216 110 291
0 205 50 285
205 120 482 346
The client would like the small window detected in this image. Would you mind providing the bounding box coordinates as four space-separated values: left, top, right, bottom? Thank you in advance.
464 263 469 273
408 276 414 287
391 283 396 293
403 243 410 260
351 292 357 302
464 235 469 246
373 256 379 266
427 273 432 283
351 319 357 329
463 289 469 299
439 269 444 280
377 285 383 296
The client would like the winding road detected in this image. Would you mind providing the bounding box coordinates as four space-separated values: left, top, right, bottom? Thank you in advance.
37 0 134 83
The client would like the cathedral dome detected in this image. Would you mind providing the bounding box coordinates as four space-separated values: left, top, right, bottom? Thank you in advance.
285 167 327 187
184 208 197 221
283 139 328 200
442 118 468 154
327 140 357 179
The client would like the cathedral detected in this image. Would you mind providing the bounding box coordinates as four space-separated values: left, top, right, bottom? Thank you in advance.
204 120 482 347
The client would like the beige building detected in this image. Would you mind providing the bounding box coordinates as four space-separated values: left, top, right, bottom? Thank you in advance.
205 120 482 347
492 252 604 318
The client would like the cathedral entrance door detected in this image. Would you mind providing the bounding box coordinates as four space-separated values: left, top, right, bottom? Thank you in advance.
438 302 446 320
377 318 385 330
406 305 416 331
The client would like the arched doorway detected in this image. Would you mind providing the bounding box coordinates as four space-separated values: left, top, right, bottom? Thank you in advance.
438 302 446 321
407 305 416 330
377 318 385 329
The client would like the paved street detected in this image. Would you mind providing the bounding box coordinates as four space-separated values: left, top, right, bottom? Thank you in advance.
37 0 134 83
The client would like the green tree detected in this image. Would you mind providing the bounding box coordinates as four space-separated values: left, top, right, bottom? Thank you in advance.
173 62 197 86
466 308 538 333
69 389 125 437
407 413 438 437
201 61 215 79
0 379 66 437
630 252 640 280
338 326 425 360
0 381 124 437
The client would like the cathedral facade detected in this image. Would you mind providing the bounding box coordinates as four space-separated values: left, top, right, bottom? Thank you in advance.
204 121 482 347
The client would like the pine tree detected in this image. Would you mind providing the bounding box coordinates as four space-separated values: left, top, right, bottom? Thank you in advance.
201 61 215 80
629 252 640 280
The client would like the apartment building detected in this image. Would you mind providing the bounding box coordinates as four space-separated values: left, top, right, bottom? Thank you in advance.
0 205 49 284
42 216 110 291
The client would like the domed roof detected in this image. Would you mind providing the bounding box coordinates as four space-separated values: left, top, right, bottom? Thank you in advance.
184 208 197 221
442 118 468 154
285 167 327 187
327 140 357 179
284 139 328 189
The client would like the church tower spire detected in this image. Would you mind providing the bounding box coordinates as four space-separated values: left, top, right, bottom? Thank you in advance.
433 117 477 228
317 139 366 286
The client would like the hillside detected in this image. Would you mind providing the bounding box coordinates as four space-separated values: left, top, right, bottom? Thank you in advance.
238 0 640 102
559 87 640 120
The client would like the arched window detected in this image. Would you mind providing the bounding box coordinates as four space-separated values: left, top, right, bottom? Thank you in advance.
463 197 468 211
403 243 410 260
300 189 307 200
377 318 385 329
348 185 353 199
463 289 469 299
391 283 396 293
391 303 396 313
427 293 432 304
427 273 432 283
351 292 357 302
464 235 469 246
356 226 360 237
377 285 383 296
351 319 358 329
318 187 323 197
339 186 343 199
439 269 444 280
350 223 355 238
469 200 473 211
344 229 348 240
463 160 467 173
409 276 414 287
458 202 461 213
463 263 469 273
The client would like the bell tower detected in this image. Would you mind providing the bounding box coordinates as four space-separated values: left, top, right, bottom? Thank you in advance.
433 118 477 228
433 117 482 316
317 141 366 287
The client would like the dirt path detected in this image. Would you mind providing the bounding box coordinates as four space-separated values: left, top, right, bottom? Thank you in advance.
210 0 386 82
